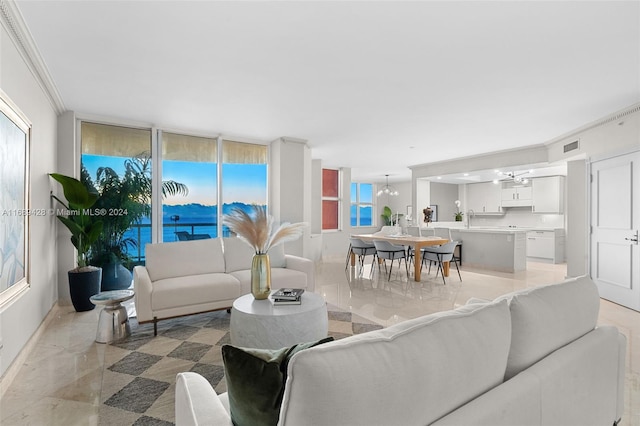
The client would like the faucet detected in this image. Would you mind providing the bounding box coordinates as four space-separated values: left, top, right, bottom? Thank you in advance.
467 209 475 229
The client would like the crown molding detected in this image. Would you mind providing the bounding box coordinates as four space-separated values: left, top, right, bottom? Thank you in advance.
0 0 65 114
544 102 640 146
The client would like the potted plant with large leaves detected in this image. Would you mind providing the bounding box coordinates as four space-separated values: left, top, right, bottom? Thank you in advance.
50 173 104 311
81 154 188 291
380 205 403 226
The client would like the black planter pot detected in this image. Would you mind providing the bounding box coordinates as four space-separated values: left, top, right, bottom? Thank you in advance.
101 262 133 291
68 267 102 312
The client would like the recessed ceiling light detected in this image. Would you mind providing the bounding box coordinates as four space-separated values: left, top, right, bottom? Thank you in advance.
493 179 499 184
437 176 442 180
463 173 469 177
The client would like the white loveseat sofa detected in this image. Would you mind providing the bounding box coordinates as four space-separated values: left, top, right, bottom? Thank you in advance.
175 276 626 426
134 237 314 334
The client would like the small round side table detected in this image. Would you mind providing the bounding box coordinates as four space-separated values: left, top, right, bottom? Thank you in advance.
89 289 135 343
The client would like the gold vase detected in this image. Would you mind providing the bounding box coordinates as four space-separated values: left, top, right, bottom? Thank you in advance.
251 253 271 300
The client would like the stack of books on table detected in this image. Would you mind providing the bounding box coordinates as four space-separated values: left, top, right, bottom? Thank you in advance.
271 288 305 305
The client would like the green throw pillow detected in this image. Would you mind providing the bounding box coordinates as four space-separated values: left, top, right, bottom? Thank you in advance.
222 336 334 426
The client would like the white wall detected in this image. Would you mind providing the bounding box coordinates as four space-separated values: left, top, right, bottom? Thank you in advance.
547 106 640 277
56 112 77 304
0 24 59 378
270 137 311 257
566 160 588 277
381 181 411 227
429 182 459 223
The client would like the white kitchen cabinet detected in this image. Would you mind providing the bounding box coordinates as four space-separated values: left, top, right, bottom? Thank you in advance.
532 176 564 213
501 184 532 207
526 229 565 263
467 182 503 214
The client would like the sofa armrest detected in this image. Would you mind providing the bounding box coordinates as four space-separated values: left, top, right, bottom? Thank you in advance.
285 254 315 292
176 372 232 426
133 265 153 323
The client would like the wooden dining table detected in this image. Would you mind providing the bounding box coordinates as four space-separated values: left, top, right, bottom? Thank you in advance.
350 234 449 281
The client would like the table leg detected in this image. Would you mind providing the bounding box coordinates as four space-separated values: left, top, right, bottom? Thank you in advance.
414 248 422 281
443 261 450 277
350 252 356 266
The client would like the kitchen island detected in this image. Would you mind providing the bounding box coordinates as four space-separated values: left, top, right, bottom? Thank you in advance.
450 228 527 272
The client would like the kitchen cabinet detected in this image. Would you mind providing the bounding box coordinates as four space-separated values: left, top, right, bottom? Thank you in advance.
501 184 532 207
467 182 503 214
532 176 564 213
526 229 565 263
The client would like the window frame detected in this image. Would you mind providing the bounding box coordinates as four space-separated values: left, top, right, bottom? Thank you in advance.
350 182 374 228
0 89 31 309
77 118 270 263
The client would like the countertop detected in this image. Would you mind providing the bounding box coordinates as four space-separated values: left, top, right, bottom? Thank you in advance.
449 227 564 233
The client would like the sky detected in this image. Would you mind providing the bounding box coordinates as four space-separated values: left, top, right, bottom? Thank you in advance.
82 154 267 206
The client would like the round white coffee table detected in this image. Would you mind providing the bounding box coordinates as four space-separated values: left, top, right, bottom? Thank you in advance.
90 289 135 343
230 291 329 350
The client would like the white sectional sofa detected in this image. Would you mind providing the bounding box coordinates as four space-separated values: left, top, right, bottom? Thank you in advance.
133 237 314 334
175 276 626 426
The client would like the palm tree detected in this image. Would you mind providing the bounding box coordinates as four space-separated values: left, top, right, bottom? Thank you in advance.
82 152 189 268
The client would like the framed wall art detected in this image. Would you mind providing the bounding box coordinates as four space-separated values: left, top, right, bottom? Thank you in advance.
0 90 31 307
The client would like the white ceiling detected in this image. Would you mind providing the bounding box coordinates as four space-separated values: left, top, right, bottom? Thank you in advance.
15 1 640 183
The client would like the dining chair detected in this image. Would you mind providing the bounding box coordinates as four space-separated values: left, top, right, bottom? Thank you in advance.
422 241 462 285
373 240 409 280
348 238 377 276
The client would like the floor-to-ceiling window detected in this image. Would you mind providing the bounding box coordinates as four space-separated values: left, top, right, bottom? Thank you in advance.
80 122 152 266
221 140 268 237
81 122 269 262
161 132 216 241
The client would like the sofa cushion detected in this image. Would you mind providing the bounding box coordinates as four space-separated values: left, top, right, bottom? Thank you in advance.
145 238 225 282
223 237 255 273
151 273 241 311
498 275 600 380
221 337 334 426
279 300 512 426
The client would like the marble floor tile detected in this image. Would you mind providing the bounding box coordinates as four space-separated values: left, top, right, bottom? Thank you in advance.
1 257 639 425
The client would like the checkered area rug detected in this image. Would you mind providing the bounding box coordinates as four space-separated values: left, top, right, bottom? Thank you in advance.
98 304 383 425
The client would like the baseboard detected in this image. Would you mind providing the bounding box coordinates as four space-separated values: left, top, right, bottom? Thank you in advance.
0 302 61 398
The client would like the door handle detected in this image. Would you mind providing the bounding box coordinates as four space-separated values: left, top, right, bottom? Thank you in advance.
625 231 639 244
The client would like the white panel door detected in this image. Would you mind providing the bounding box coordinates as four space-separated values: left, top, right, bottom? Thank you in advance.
591 151 640 311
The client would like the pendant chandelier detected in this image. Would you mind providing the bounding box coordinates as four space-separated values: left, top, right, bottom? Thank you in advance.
495 170 531 184
377 174 399 197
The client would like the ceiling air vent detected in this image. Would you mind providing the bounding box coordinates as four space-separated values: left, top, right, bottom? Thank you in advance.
563 140 579 153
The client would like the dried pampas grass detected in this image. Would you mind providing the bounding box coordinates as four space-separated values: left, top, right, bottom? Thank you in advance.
223 205 306 254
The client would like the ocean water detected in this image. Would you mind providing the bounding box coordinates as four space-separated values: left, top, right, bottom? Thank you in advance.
124 203 374 262
123 202 258 262
123 220 224 262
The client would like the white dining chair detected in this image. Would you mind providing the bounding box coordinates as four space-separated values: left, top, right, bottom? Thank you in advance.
373 240 409 280
348 238 377 277
422 241 462 285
